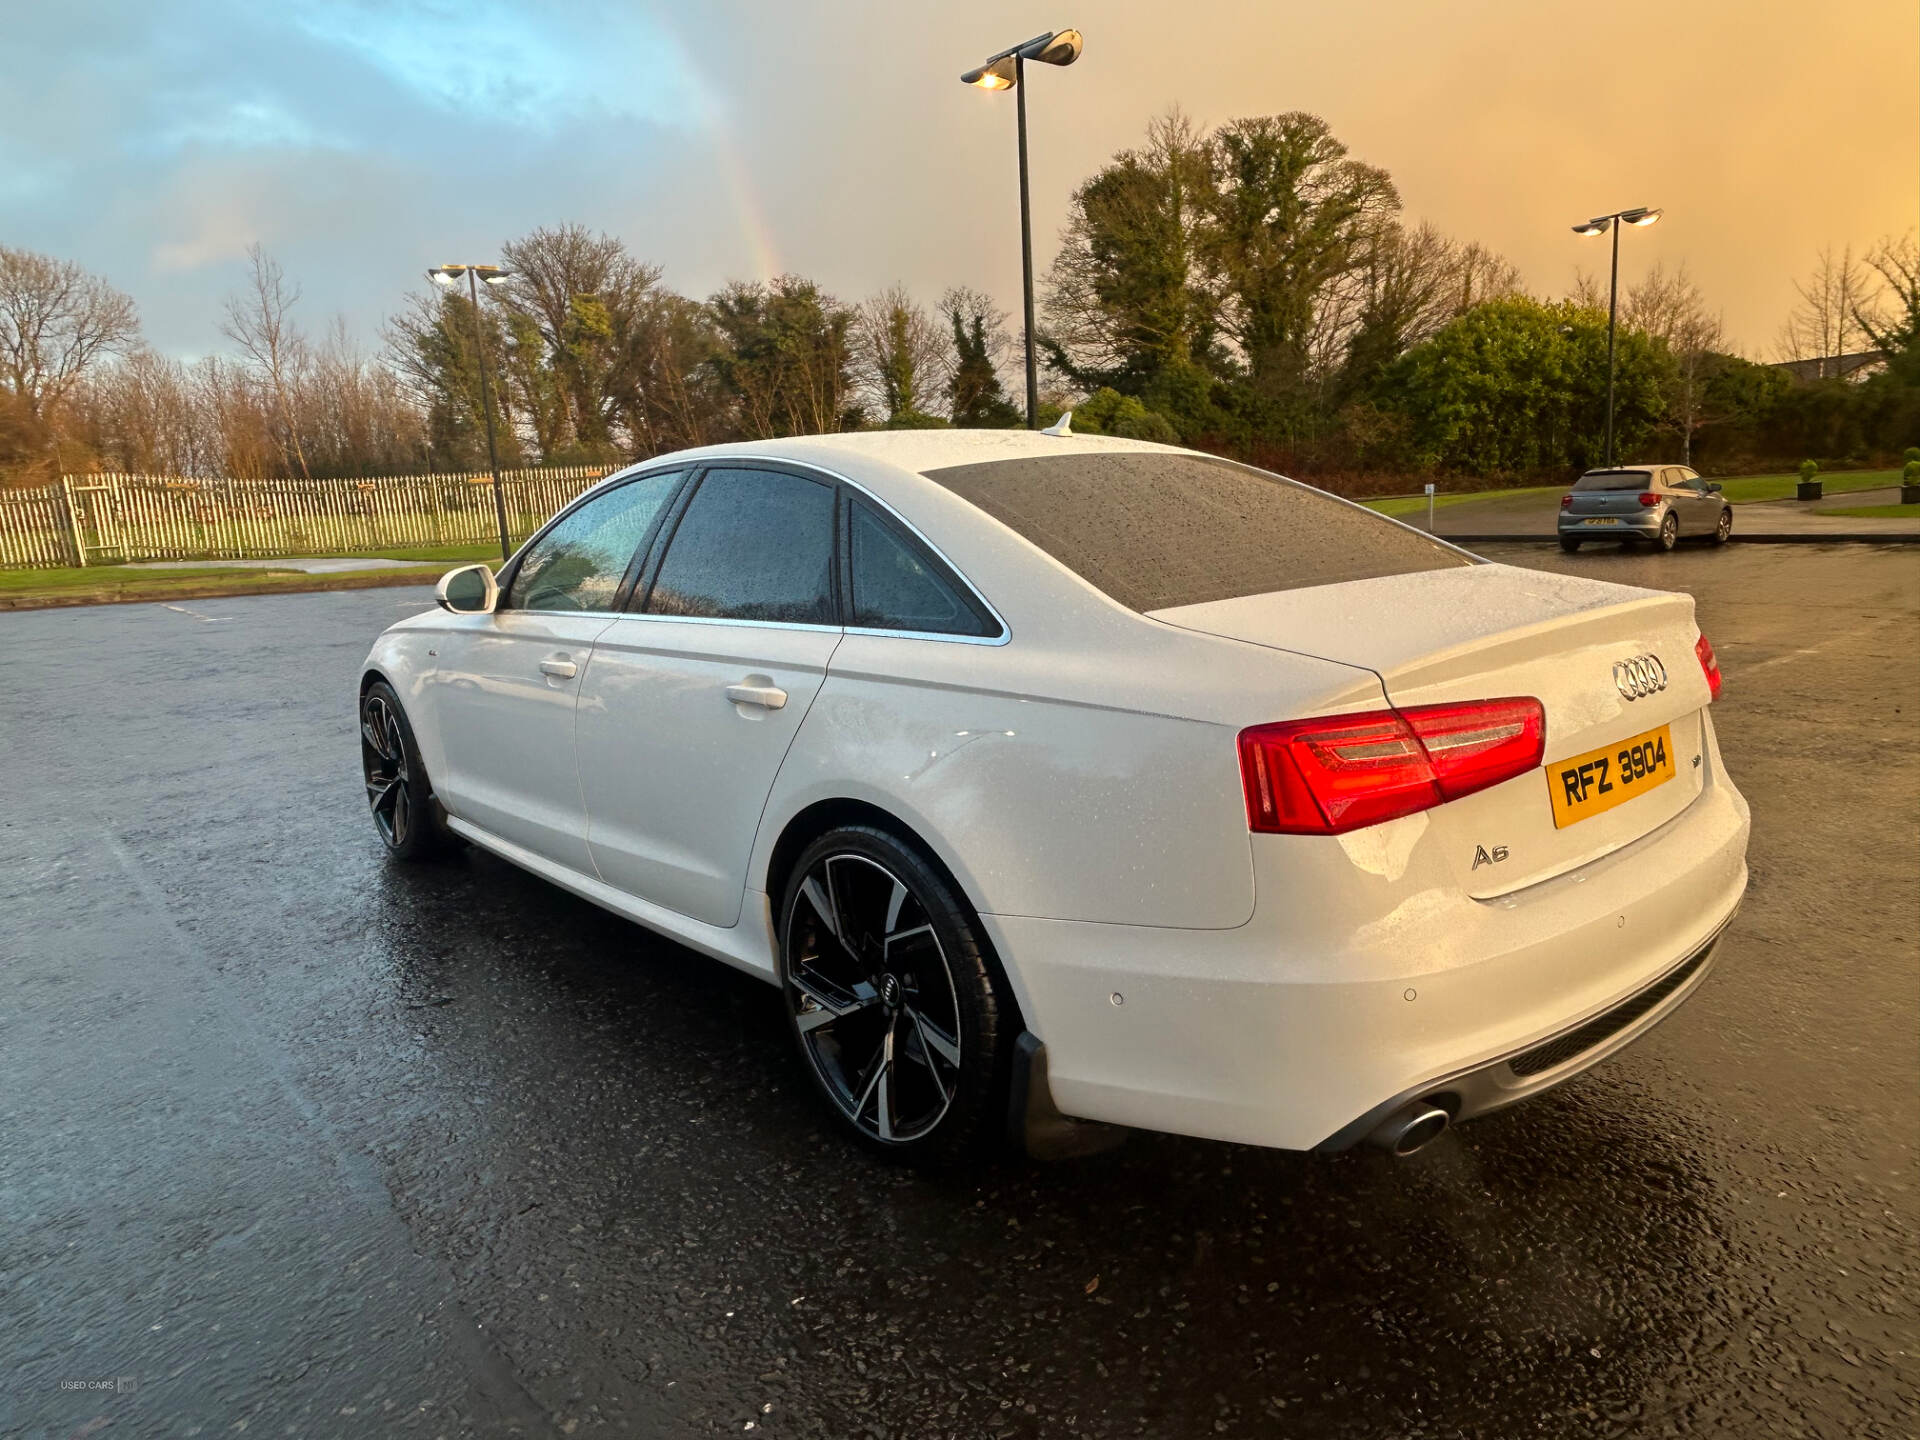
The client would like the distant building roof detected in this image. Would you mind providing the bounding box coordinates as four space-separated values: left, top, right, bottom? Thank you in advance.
1772 350 1888 384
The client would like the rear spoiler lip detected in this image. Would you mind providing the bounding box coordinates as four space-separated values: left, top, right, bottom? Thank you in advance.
1148 567 1696 699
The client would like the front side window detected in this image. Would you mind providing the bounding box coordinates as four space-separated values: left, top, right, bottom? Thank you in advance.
848 499 997 637
506 471 680 612
644 468 836 624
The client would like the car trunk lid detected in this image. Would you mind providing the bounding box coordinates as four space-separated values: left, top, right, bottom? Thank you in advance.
1566 489 1654 513
1150 563 1712 896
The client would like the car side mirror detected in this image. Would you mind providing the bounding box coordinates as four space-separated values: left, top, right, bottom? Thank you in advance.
436 564 498 614
1705 482 1723 493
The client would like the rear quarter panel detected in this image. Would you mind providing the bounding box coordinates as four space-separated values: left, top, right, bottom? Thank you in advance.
764 634 1255 931
752 615 1390 937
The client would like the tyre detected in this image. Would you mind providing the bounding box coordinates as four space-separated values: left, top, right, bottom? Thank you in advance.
779 825 1014 1163
1714 508 1732 545
359 680 451 861
1558 535 1582 553
1657 512 1679 552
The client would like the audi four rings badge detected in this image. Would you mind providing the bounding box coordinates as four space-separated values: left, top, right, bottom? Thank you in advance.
1613 654 1668 700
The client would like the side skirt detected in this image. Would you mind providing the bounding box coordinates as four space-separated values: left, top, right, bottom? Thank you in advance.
444 816 779 982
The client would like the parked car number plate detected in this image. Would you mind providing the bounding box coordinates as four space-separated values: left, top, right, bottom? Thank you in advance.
1583 516 1620 525
1546 724 1674 829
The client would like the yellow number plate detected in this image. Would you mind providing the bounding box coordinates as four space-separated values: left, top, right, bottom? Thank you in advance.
1546 723 1675 829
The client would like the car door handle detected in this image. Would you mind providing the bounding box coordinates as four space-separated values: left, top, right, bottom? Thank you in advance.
723 682 787 710
539 655 578 679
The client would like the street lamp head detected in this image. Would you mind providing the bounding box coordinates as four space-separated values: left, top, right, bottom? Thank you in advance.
1571 218 1612 237
1620 207 1663 226
429 263 512 288
1021 28 1082 66
961 55 1018 89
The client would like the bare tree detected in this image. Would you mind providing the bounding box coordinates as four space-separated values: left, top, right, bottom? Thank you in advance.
1567 269 1608 311
0 246 139 421
1625 263 1725 464
74 347 206 476
1449 241 1524 314
303 317 427 474
1777 244 1875 375
853 285 947 423
1855 232 1918 359
220 243 312 476
1325 223 1522 405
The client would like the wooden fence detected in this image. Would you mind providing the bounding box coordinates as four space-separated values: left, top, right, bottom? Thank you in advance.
0 466 612 569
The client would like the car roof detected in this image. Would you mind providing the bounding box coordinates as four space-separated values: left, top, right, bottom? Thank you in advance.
650 427 1188 475
581 430 1212 636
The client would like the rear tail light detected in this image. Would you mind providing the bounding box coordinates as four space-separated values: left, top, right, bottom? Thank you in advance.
1560 494 1574 508
1695 633 1722 700
1638 492 1660 507
1239 698 1546 835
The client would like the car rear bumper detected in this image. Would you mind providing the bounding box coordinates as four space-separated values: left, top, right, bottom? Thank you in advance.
1559 513 1664 537
980 718 1751 1152
1312 912 1730 1150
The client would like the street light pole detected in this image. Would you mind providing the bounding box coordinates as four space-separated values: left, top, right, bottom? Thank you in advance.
465 266 512 564
1571 207 1662 469
961 29 1083 430
1604 217 1620 468
428 263 514 564
1014 52 1038 428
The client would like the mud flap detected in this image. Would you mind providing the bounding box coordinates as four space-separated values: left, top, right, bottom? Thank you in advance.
1008 1032 1128 1161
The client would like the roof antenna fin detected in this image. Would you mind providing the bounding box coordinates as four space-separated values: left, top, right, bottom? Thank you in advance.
1041 410 1073 437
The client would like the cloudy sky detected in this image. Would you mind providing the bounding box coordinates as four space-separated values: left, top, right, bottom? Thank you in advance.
4 0 1913 360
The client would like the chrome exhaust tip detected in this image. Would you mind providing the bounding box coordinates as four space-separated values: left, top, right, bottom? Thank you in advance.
1369 1102 1451 1157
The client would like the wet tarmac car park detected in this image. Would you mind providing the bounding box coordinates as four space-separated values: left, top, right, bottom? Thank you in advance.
4 542 1915 1438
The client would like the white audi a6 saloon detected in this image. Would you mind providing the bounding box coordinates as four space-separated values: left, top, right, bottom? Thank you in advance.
358 431 1749 1161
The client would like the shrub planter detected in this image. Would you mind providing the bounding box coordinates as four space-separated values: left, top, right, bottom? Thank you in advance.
1901 483 1920 505
1797 480 1823 501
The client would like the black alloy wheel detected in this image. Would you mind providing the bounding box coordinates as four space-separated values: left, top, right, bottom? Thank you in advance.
1714 508 1733 545
780 826 1010 1160
359 681 448 861
1657 511 1679 551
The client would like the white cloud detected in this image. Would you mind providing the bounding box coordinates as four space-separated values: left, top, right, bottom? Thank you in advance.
289 0 711 132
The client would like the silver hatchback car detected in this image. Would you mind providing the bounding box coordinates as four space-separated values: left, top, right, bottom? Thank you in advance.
1559 464 1732 552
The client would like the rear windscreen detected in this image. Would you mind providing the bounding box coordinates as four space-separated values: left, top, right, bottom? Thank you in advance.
1574 470 1656 491
921 451 1473 613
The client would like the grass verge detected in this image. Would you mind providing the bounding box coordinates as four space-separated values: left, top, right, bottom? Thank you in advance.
1363 486 1557 517
0 564 443 611
1818 502 1920 519
1712 469 1897 504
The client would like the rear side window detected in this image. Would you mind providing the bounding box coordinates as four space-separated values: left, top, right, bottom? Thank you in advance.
506 470 680 612
643 467 836 624
921 451 1470 613
1574 469 1657 491
847 499 998 637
